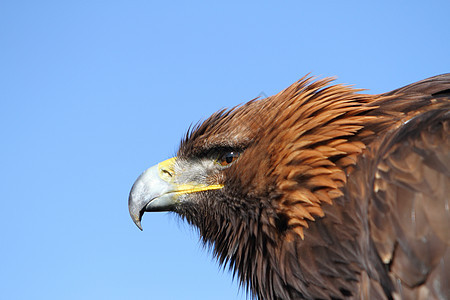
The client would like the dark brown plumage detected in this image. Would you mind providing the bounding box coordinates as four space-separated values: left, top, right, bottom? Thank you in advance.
129 74 450 299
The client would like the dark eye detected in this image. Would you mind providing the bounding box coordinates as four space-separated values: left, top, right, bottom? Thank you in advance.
217 151 240 166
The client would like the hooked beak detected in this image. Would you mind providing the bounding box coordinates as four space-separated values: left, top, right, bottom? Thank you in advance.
128 157 223 230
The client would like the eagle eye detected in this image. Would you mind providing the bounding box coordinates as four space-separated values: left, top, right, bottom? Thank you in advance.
216 151 240 167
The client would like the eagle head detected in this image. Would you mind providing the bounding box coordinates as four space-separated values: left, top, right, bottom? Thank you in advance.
128 76 381 299
128 74 450 299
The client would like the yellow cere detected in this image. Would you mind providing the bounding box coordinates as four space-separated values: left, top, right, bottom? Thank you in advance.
158 157 177 182
158 156 224 194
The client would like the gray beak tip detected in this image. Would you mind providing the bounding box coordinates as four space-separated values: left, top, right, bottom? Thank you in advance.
128 188 145 231
135 221 144 231
131 213 144 231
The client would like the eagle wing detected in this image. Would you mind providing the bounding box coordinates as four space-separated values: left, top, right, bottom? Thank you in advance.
369 76 450 299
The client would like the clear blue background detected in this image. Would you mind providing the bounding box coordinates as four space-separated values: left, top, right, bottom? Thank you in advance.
1 1 449 299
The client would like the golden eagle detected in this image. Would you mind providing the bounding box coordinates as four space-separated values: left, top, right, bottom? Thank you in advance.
129 74 449 299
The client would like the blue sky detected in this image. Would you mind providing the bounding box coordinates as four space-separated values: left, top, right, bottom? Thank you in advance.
1 1 449 299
